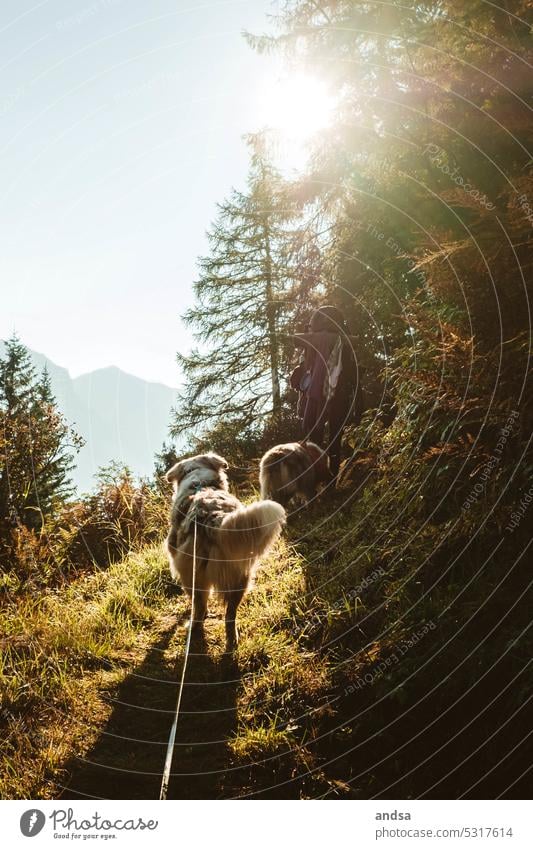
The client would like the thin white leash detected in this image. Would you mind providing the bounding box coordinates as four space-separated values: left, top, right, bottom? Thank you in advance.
159 518 197 800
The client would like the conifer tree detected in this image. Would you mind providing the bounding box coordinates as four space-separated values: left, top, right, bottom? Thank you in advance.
171 138 301 440
0 336 82 542
249 0 533 401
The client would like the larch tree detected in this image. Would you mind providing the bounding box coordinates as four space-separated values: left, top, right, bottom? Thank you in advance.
250 0 533 407
171 137 303 442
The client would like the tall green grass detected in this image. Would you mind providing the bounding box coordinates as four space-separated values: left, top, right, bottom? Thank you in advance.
0 545 173 799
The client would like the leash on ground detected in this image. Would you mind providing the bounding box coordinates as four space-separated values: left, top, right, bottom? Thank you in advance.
159 518 197 800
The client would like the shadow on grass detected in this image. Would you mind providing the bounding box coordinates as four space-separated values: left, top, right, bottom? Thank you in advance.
61 621 241 800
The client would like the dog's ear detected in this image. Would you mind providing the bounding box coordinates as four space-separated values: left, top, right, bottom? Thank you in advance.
165 461 185 484
204 453 228 471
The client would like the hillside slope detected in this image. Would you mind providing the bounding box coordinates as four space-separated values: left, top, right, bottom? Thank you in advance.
2 473 530 800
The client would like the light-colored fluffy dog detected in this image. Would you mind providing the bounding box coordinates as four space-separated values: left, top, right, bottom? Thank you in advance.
165 452 285 649
259 441 330 507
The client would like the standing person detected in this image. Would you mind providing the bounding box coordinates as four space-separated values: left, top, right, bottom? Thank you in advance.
291 305 363 476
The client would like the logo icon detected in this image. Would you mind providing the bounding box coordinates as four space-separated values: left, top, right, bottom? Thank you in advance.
20 810 46 837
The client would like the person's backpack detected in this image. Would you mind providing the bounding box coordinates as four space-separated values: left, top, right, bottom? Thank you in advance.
290 359 312 393
323 336 343 403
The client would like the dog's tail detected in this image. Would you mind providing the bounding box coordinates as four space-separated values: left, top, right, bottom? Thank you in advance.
259 449 292 500
216 500 286 563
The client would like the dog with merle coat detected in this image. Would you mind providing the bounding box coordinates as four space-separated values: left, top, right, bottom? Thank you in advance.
259 441 330 507
165 452 286 650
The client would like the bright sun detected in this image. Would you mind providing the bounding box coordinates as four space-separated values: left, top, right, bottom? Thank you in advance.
257 72 335 170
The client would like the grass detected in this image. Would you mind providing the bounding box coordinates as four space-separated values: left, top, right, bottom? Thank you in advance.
0 544 177 799
1 472 531 799
221 481 532 799
231 538 331 756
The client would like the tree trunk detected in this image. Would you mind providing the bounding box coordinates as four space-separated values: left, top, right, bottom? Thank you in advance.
262 221 281 417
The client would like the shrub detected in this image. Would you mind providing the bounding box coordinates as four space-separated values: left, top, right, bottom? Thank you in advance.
2 463 169 594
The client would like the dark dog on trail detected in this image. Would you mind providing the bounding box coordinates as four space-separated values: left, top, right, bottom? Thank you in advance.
259 441 331 507
165 452 286 650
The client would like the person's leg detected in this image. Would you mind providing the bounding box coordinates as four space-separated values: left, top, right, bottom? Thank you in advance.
327 395 350 476
328 422 343 476
302 395 327 445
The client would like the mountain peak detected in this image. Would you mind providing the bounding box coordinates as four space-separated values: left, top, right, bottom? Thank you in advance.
73 363 175 391
1 341 177 492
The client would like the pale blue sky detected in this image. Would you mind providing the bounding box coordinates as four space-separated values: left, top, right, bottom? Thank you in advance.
0 0 280 387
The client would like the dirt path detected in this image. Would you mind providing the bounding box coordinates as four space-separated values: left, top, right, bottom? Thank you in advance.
61 614 243 800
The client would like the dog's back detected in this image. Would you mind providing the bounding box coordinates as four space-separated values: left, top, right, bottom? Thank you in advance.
260 441 327 505
165 451 286 648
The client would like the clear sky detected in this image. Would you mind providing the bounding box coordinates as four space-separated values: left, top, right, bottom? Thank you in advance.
0 0 282 387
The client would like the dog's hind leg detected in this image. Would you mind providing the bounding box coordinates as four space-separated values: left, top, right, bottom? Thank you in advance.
224 587 246 651
191 588 208 629
301 483 318 507
190 565 210 633
271 489 292 510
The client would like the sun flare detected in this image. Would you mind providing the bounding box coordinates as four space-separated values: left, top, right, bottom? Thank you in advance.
257 72 335 170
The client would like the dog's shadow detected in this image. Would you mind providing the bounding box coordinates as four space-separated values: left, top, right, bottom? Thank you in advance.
60 618 241 800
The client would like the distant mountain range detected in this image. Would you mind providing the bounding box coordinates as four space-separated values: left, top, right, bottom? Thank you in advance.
0 342 177 493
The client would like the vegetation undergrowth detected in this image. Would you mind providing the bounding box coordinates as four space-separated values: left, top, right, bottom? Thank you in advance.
0 544 174 799
219 468 531 799
1 449 530 799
